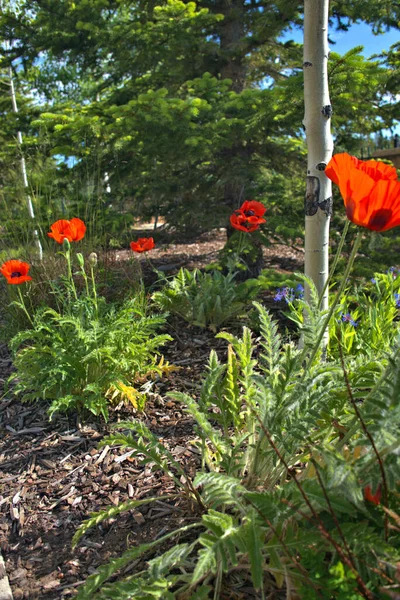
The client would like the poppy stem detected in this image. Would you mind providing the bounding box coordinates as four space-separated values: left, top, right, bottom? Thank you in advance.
63 242 78 301
17 286 33 325
134 258 144 294
318 220 350 309
231 231 246 275
83 270 90 298
77 254 90 298
90 266 98 314
304 229 363 373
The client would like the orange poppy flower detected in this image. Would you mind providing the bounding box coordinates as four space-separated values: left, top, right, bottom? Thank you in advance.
130 237 155 253
364 484 382 506
48 218 86 243
1 260 32 284
230 210 266 232
325 153 400 232
240 200 266 219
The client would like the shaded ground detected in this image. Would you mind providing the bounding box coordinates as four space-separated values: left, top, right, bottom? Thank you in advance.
110 227 304 273
0 230 303 599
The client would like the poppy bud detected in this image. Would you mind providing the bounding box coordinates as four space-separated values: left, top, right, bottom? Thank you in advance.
88 252 98 267
76 253 85 267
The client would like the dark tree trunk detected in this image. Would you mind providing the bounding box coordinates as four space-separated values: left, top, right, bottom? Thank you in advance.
218 0 247 217
214 1 263 278
219 0 246 93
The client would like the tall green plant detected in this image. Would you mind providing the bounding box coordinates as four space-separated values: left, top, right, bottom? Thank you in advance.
152 268 260 331
9 247 171 420
73 296 399 598
287 268 400 357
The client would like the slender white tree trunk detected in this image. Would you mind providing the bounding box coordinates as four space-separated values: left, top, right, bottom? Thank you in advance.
303 0 333 312
8 60 43 260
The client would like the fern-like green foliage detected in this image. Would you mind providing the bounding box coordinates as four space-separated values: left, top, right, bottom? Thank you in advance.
72 494 175 548
152 268 260 330
332 270 400 357
74 299 400 599
288 269 400 358
75 523 202 599
101 420 192 492
10 294 171 420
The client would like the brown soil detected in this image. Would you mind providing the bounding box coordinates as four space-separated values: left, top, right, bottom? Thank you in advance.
112 228 304 273
0 230 303 599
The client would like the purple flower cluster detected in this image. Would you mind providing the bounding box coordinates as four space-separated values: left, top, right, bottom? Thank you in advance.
340 313 358 327
394 293 400 308
388 267 399 278
274 284 304 304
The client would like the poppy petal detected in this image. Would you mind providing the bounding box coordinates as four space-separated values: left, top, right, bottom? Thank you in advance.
130 237 155 252
48 218 86 243
1 260 32 284
363 179 400 231
325 153 357 188
241 200 266 218
364 484 382 505
358 159 398 182
230 210 265 232
230 212 250 232
48 219 74 243
69 218 86 241
325 153 400 232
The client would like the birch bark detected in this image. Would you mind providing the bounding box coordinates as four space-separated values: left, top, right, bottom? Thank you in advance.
303 0 333 312
8 60 43 260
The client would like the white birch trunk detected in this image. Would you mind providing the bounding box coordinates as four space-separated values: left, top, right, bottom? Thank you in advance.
97 92 112 195
303 0 333 312
8 60 43 261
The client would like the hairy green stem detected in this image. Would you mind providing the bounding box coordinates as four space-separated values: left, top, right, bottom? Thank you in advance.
81 266 90 298
63 241 78 301
17 286 33 325
303 230 363 374
90 266 98 314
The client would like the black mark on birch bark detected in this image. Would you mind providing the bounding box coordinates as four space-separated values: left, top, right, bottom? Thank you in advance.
303 61 312 67
305 176 320 216
316 162 327 171
319 196 333 216
321 105 333 118
305 176 332 217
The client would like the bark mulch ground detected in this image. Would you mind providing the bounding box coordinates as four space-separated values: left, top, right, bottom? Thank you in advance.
0 230 303 599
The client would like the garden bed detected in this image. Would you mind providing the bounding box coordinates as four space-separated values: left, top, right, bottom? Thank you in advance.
0 232 303 600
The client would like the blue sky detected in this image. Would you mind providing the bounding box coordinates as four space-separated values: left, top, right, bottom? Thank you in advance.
282 23 399 135
328 23 398 57
283 22 398 57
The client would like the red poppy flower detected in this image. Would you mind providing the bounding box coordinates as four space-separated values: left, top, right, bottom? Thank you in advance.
325 153 400 232
364 484 382 506
230 210 266 232
240 200 266 219
1 260 32 285
48 218 86 243
130 237 155 253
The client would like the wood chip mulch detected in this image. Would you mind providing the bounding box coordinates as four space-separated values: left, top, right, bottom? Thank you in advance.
0 231 303 599
0 329 229 600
